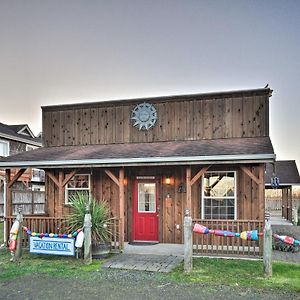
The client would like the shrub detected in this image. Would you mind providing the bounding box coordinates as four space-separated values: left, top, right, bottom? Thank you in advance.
66 192 113 243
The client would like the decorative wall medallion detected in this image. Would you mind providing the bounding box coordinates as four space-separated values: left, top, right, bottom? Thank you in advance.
131 102 157 130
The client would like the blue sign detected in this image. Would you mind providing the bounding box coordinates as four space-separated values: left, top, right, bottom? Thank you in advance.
30 236 75 256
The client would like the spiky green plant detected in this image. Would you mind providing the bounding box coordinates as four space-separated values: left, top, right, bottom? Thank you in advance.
66 192 113 243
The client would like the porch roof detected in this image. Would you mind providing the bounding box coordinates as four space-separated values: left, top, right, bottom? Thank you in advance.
265 160 300 187
0 137 275 168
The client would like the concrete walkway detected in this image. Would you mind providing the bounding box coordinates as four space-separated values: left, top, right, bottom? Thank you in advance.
102 253 183 272
102 243 184 272
124 242 184 256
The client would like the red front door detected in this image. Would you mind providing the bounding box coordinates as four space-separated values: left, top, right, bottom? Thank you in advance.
132 179 159 242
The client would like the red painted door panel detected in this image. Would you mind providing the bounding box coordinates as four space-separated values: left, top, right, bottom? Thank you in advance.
133 180 158 242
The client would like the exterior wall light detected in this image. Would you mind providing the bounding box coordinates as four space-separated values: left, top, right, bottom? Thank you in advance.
164 176 174 185
165 177 171 185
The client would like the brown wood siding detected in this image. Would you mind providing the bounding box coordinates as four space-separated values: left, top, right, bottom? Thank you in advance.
42 94 270 147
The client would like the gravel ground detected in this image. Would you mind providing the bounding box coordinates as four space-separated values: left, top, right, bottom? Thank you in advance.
0 269 299 300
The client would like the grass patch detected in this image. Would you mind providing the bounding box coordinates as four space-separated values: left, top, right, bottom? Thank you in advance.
0 249 104 281
0 221 3 244
169 257 300 292
0 248 299 293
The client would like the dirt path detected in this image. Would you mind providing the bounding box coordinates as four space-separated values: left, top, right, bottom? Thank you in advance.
0 269 298 300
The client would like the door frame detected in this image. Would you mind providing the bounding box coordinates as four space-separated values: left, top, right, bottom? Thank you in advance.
132 177 160 242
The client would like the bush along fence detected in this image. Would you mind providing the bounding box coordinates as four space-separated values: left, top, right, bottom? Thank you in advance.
8 207 94 265
184 215 300 277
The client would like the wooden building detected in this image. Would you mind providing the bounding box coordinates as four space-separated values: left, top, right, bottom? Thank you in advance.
0 123 44 217
0 88 275 250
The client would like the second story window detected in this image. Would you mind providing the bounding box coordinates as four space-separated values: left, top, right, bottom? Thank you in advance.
0 140 9 157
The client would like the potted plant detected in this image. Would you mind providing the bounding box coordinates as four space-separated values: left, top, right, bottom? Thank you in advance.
66 192 113 258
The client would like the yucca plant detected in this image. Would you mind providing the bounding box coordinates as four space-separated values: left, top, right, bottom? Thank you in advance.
66 192 113 243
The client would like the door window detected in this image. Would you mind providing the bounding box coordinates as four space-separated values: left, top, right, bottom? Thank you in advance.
138 183 156 212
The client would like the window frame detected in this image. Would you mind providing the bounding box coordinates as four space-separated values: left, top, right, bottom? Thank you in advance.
65 173 91 205
26 144 38 151
137 182 157 213
0 139 10 157
201 171 237 220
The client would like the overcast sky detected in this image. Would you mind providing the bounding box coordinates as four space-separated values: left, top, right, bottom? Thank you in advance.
0 0 299 169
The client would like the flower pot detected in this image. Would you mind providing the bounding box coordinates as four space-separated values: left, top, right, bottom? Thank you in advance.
92 242 110 259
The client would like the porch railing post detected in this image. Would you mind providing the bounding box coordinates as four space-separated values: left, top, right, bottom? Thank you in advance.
184 212 193 272
263 219 272 278
83 205 92 264
12 208 23 262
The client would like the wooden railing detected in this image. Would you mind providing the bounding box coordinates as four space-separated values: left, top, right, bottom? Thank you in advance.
5 216 121 252
109 218 121 251
192 219 264 258
5 216 67 248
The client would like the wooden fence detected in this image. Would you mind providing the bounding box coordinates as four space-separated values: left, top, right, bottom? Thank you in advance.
192 219 264 258
0 190 45 217
266 198 300 211
4 216 121 251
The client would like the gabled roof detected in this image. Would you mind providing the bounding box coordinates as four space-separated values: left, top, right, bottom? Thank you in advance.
9 124 35 138
0 122 42 146
266 160 300 186
0 136 275 168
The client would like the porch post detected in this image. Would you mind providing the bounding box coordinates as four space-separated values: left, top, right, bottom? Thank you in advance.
186 166 192 215
119 168 125 249
58 170 64 217
5 169 11 218
258 164 265 220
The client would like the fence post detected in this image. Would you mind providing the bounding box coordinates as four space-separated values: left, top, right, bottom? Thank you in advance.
292 208 298 226
184 210 193 272
263 219 272 278
83 204 92 264
12 208 23 262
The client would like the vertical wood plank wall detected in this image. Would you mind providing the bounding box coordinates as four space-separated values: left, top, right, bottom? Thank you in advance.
45 165 265 243
42 93 269 147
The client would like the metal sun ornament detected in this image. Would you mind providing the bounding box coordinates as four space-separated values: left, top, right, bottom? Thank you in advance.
131 102 158 130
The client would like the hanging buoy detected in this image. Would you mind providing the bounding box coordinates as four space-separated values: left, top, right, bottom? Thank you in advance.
9 237 17 251
211 230 236 237
75 230 84 248
193 224 209 234
10 220 20 235
240 230 258 241
274 234 295 245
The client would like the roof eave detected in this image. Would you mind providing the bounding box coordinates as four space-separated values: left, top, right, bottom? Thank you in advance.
0 153 276 169
0 132 42 147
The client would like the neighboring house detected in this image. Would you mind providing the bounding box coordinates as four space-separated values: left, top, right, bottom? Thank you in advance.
265 160 300 223
0 87 275 255
0 123 44 216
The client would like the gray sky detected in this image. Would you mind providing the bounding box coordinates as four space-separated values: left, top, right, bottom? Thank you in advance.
0 0 299 169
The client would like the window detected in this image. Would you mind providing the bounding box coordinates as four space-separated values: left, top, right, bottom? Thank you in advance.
0 140 9 157
65 174 91 204
138 183 156 212
202 171 236 220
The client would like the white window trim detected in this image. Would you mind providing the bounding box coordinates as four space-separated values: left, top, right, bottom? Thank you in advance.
0 139 10 157
26 144 38 151
65 174 91 205
201 171 237 220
